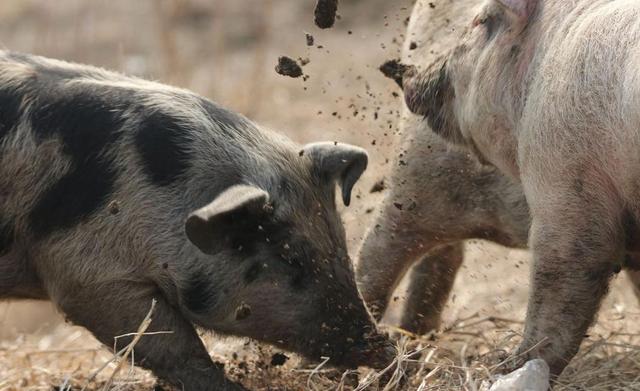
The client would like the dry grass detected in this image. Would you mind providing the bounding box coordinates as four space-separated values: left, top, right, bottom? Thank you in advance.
3 305 640 390
2 1 640 390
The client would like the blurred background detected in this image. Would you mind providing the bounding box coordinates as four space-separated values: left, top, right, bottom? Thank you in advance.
1 1 639 389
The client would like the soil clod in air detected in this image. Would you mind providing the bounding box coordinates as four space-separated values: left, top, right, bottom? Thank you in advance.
314 0 339 29
370 179 386 193
275 56 303 78
305 32 315 46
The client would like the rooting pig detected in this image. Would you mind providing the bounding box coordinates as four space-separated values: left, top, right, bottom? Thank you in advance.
0 51 393 390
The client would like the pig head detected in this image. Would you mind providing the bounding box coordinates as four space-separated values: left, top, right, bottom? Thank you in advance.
184 141 394 369
403 0 540 178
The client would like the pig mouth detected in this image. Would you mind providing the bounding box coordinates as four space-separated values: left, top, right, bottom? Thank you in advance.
340 338 396 369
319 329 396 369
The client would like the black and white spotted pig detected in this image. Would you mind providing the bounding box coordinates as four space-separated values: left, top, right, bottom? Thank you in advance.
0 51 393 390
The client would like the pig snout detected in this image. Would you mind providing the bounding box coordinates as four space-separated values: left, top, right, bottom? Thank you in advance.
402 65 428 117
402 57 465 146
355 330 397 369
333 327 396 369
402 58 448 117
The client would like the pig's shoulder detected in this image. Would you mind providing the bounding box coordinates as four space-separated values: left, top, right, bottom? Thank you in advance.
0 51 258 238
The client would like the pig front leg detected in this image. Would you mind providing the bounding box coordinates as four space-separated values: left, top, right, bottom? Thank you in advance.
517 185 623 376
401 243 463 334
357 194 451 332
54 283 246 391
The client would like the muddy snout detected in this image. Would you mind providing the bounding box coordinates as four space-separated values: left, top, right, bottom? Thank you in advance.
336 328 396 369
401 57 451 119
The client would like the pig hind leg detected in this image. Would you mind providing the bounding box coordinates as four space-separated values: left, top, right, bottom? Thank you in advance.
400 243 463 335
55 282 245 391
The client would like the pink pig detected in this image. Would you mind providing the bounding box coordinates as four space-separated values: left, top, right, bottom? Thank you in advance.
404 0 640 376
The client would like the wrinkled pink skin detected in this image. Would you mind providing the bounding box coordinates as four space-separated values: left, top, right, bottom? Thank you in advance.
404 0 640 377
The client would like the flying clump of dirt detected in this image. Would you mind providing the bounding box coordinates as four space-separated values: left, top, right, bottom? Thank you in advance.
370 179 386 193
379 59 413 88
275 56 304 78
314 0 339 29
305 32 315 46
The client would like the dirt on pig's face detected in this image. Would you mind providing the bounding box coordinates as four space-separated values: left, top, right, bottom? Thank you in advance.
240 187 392 366
185 165 394 369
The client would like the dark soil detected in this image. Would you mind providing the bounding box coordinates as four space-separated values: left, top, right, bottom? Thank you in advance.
314 0 339 29
270 353 289 366
370 179 386 193
275 56 303 78
379 59 412 88
305 32 315 46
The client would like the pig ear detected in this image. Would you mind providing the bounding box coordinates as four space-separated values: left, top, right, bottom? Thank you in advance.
185 185 269 255
302 142 368 206
495 0 538 22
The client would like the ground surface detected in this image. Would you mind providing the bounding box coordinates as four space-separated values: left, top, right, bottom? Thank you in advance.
2 1 640 390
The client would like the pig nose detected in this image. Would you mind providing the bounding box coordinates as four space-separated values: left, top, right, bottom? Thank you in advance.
362 339 397 369
361 329 396 366
402 56 450 119
380 344 398 365
336 337 395 369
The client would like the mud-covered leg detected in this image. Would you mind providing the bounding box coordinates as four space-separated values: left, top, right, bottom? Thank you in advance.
517 196 622 376
55 283 245 391
400 243 463 334
357 196 434 322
